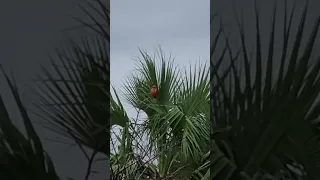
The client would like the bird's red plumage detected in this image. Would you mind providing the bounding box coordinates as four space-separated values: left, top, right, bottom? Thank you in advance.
150 85 158 98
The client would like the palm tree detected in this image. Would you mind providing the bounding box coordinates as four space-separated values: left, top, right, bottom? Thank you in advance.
211 0 320 179
110 49 210 180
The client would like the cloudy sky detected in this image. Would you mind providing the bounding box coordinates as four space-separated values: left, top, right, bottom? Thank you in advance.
110 0 210 119
110 0 210 164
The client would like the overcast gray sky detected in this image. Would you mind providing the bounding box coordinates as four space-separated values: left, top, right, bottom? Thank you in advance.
110 0 210 119
110 0 210 163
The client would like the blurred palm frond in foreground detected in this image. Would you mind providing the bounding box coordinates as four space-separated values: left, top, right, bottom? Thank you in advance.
211 0 320 179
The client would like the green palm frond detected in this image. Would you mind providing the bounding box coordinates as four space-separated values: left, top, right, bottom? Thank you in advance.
123 48 181 111
0 66 59 180
212 0 320 179
33 0 110 156
111 86 129 127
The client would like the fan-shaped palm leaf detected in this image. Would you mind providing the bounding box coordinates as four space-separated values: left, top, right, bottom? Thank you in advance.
0 66 59 180
33 0 110 156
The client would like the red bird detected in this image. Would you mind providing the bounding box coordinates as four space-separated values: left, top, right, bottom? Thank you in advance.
149 85 158 98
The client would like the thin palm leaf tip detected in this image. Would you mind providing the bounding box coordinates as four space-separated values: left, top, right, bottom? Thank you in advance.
211 0 320 179
0 67 59 180
110 48 210 179
32 0 110 157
